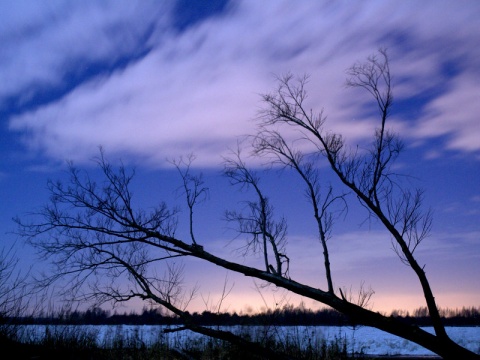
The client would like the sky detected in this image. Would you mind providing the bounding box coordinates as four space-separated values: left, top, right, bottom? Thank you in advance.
1 0 479 315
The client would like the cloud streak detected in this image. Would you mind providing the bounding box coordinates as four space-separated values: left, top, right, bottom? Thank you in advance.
4 1 480 167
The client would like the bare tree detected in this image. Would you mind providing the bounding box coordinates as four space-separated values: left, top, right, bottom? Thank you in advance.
224 147 289 277
0 244 32 317
171 154 209 246
251 127 347 293
0 244 32 341
15 50 479 359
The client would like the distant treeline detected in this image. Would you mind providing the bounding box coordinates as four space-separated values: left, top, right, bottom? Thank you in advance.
6 305 480 327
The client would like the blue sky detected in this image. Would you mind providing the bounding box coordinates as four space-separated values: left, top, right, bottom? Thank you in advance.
1 0 479 314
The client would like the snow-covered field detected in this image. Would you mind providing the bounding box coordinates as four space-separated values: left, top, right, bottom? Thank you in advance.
14 324 480 356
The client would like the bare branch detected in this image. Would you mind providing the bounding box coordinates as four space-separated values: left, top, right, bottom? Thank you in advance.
171 154 209 245
224 148 289 277
252 126 347 293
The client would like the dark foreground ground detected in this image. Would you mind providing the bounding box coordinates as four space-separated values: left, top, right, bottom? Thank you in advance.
363 357 441 360
3 347 444 360
1 337 445 360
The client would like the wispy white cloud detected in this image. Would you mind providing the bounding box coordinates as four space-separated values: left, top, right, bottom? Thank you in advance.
4 0 480 167
415 74 480 153
0 1 167 100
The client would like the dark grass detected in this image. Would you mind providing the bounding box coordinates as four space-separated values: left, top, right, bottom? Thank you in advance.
1 324 443 360
1 337 442 360
1 339 351 360
1 324 353 360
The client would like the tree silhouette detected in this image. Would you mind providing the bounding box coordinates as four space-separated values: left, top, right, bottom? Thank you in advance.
16 50 479 359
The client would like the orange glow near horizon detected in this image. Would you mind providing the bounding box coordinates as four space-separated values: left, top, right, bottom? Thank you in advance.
121 289 479 317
